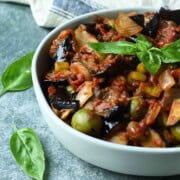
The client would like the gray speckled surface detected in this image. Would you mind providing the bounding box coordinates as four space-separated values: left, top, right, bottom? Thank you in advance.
0 2 179 180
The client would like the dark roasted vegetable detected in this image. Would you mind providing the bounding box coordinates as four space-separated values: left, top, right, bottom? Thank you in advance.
130 14 144 27
53 34 75 62
49 29 76 62
44 79 68 86
51 98 79 111
159 8 180 25
142 13 160 37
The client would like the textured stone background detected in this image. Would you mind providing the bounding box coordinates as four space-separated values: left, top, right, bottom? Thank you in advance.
0 2 179 180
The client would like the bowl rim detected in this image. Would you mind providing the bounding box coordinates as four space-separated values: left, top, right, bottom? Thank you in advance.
32 7 180 154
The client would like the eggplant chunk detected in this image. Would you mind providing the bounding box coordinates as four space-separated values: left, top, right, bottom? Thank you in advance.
51 98 79 111
143 13 160 37
130 14 144 27
160 8 180 25
49 29 76 62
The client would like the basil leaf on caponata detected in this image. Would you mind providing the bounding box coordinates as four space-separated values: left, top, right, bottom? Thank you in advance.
0 51 34 96
10 126 45 180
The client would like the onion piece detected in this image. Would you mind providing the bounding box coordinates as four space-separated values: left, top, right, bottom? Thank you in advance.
76 81 93 107
159 70 175 90
145 101 161 125
75 24 98 48
115 12 143 37
167 99 180 126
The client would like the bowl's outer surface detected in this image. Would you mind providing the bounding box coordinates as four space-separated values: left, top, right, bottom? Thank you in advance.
32 8 180 176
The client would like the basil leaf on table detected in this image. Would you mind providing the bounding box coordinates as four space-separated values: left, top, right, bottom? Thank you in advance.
10 126 45 180
88 41 138 55
0 51 34 96
161 39 180 63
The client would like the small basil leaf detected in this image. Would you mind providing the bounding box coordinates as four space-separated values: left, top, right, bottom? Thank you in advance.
10 126 45 180
137 48 162 74
161 39 180 63
88 41 137 55
136 35 153 52
0 51 34 96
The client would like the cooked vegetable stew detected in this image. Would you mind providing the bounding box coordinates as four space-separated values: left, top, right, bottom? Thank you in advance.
44 8 180 147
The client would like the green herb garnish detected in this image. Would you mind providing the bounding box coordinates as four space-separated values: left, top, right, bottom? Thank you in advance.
10 126 45 180
0 51 34 96
89 35 180 74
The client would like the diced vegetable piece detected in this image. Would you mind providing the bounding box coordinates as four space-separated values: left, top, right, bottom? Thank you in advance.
171 68 180 78
158 70 175 90
156 112 168 126
54 62 70 72
115 12 143 37
60 109 74 120
171 124 180 141
51 106 73 120
140 129 165 147
104 18 115 28
161 88 180 110
75 24 98 47
52 99 79 111
128 71 147 83
136 62 147 73
76 81 93 107
127 121 144 140
70 62 91 81
49 29 75 62
66 85 75 94
71 108 103 136
130 97 147 120
142 83 162 97
143 13 160 37
108 132 128 145
167 99 180 126
145 101 161 125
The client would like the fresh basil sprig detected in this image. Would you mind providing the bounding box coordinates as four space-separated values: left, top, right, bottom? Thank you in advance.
0 51 34 96
89 36 180 74
10 126 45 180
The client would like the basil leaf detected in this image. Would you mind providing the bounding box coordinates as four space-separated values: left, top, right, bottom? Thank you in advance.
10 126 45 180
161 39 180 63
0 51 34 96
136 35 153 52
88 41 137 55
137 48 162 74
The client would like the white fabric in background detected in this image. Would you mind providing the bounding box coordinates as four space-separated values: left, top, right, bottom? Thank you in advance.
0 0 179 27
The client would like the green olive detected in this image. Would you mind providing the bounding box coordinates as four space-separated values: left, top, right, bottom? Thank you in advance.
71 109 103 136
171 125 180 141
130 97 147 120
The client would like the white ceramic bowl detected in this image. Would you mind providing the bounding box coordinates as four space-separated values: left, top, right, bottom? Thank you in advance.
32 7 180 176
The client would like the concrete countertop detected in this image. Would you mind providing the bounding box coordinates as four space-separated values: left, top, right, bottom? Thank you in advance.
0 2 179 180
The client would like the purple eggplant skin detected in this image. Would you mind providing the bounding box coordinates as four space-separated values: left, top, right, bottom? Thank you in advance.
51 98 79 111
44 79 68 87
159 8 180 25
143 13 160 37
130 15 144 27
53 34 75 62
130 13 160 38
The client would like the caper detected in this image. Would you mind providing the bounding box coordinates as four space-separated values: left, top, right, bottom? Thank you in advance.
71 109 103 136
